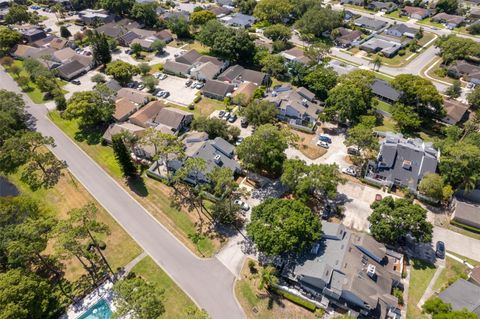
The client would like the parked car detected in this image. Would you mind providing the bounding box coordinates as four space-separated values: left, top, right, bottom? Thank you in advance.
322 205 332 220
162 91 170 98
234 199 250 211
317 140 329 148
152 88 161 96
240 118 248 128
195 82 204 89
71 80 81 85
467 82 475 89
156 90 165 97
185 80 193 87
318 134 332 143
228 114 237 123
223 112 231 121
137 83 145 90
347 147 360 156
153 72 161 79
45 28 52 33
158 74 167 80
342 166 357 177
235 137 244 146
218 110 225 118
436 241 445 259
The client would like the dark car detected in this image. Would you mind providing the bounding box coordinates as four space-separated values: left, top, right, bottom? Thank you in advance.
436 241 445 259
228 114 237 123
71 80 81 85
218 110 225 118
322 205 332 220
241 118 248 128
347 147 360 156
185 80 193 87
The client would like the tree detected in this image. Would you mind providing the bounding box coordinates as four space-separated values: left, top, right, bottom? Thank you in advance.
259 53 287 79
467 86 480 107
183 306 210 319
91 73 106 83
0 269 60 319
131 2 158 27
303 66 338 100
113 276 164 319
0 90 27 146
112 134 137 178
60 26 71 39
137 62 150 76
143 75 158 92
467 22 480 35
445 80 461 98
254 0 292 24
436 0 458 14
130 42 143 58
90 31 111 66
392 104 422 133
368 196 433 245
65 91 114 126
234 0 257 14
242 100 278 127
418 173 452 202
192 116 240 141
391 74 444 121
167 16 190 38
54 94 67 111
263 24 291 42
106 60 139 85
435 35 480 65
140 128 184 163
237 124 295 175
16 76 30 89
150 39 166 55
9 64 21 77
294 7 343 39
0 26 22 54
100 0 135 16
345 115 379 156
423 297 478 319
258 266 278 290
247 198 322 256
5 4 33 24
304 42 330 65
371 55 382 71
281 159 344 202
191 10 216 26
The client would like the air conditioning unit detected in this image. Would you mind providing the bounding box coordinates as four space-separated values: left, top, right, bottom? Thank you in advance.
214 154 222 164
402 160 412 170
367 264 376 279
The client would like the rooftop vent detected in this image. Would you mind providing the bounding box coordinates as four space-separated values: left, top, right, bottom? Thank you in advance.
214 154 222 164
301 98 308 106
367 264 376 279
402 160 412 170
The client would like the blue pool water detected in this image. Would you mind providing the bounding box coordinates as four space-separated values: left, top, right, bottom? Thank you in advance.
78 299 112 319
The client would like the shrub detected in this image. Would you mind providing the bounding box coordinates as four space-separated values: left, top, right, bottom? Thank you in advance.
193 95 201 103
273 288 316 311
398 49 406 56
188 103 195 110
248 260 256 273
393 287 403 305
98 241 107 250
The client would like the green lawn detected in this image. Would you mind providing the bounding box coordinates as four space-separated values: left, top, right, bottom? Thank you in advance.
374 72 394 82
6 60 67 104
417 18 444 29
374 98 393 114
48 111 219 257
384 10 409 21
447 251 480 267
407 259 437 319
433 257 469 292
374 117 397 133
131 256 200 318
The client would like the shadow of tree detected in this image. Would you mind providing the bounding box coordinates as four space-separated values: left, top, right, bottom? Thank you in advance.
74 124 106 145
126 176 149 197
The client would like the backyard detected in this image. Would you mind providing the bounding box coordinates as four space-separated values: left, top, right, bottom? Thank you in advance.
432 257 470 293
48 111 221 257
406 258 437 319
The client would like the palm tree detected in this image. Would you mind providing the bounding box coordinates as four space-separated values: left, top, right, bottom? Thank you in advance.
258 266 279 290
371 55 382 71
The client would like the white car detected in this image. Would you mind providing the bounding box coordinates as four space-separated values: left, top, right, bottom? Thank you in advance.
317 140 330 149
342 167 357 177
234 199 250 211
158 74 167 80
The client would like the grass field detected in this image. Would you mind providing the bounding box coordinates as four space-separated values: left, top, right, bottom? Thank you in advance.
374 117 397 133
48 111 219 257
131 256 200 318
417 18 444 29
169 97 225 118
7 166 142 282
433 257 469 292
407 259 436 319
384 10 409 21
375 99 393 114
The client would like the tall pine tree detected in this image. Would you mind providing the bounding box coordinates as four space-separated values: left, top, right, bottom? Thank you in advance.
90 31 111 66
112 134 137 178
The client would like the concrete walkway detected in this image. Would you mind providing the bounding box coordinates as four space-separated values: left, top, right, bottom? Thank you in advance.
417 263 445 308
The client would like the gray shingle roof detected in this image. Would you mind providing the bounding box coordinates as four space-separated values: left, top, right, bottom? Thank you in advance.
439 279 480 316
371 79 401 102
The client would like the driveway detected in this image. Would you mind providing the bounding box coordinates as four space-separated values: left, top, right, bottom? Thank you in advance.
0 68 245 319
157 75 198 106
63 70 100 99
209 110 253 138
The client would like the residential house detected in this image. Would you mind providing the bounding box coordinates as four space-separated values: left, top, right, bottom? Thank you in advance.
104 79 123 94
102 122 145 144
334 27 363 48
151 107 193 134
447 60 480 85
400 6 431 20
354 16 388 31
32 36 67 50
280 47 311 65
451 189 480 229
384 24 419 38
51 47 76 63
470 7 480 20
208 6 232 18
176 49 202 65
114 98 138 122
438 279 480 316
119 28 161 48
340 0 364 5
202 80 234 100
442 98 470 125
22 28 47 43
365 132 439 191
164 49 226 80
360 36 403 58
95 19 142 40
266 85 322 127
221 13 256 28
157 29 173 43
190 62 222 81
163 60 192 77
371 79 401 104
78 9 114 25
116 88 151 106
469 266 480 286
217 65 268 86
231 82 257 105
344 10 360 21
56 59 89 80
283 222 403 319
215 0 234 6
162 10 191 22
11 45 55 63
368 1 398 13
432 13 465 29
129 100 166 127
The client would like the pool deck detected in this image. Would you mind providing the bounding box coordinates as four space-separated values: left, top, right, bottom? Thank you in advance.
59 281 116 319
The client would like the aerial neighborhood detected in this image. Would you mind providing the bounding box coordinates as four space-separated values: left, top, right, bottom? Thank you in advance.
1 0 480 319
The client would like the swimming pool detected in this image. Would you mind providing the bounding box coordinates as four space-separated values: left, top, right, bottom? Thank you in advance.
78 299 112 319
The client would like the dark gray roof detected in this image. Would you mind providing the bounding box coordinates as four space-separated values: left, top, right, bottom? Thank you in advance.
371 79 401 102
211 137 235 156
202 80 234 97
387 23 418 36
223 13 256 28
175 49 202 65
56 60 85 77
439 279 480 316
164 60 191 74
355 16 388 30
105 79 122 93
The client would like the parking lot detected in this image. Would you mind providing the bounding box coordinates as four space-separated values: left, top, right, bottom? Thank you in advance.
157 75 199 106
209 109 253 138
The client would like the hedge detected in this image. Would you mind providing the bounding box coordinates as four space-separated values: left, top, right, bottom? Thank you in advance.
450 220 480 234
271 288 316 312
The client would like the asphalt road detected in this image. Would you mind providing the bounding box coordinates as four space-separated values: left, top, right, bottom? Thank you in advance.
0 68 245 319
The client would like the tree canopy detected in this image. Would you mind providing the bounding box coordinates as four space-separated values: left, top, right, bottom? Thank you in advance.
423 297 478 319
247 198 322 256
253 0 292 24
0 27 22 54
303 65 338 100
106 60 139 85
131 2 159 27
368 196 433 245
191 10 216 26
418 173 453 202
90 31 111 66
65 90 114 126
192 116 240 142
263 24 291 42
345 115 379 156
294 6 343 39
242 99 279 127
435 0 458 14
436 35 480 65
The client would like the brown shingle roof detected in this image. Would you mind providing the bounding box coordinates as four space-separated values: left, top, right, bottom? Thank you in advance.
443 98 469 124
117 88 151 105
114 98 137 121
129 100 166 127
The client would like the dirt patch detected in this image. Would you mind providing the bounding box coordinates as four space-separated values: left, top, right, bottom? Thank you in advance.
293 130 327 160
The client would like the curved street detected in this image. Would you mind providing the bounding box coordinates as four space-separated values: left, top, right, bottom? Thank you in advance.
0 68 245 319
